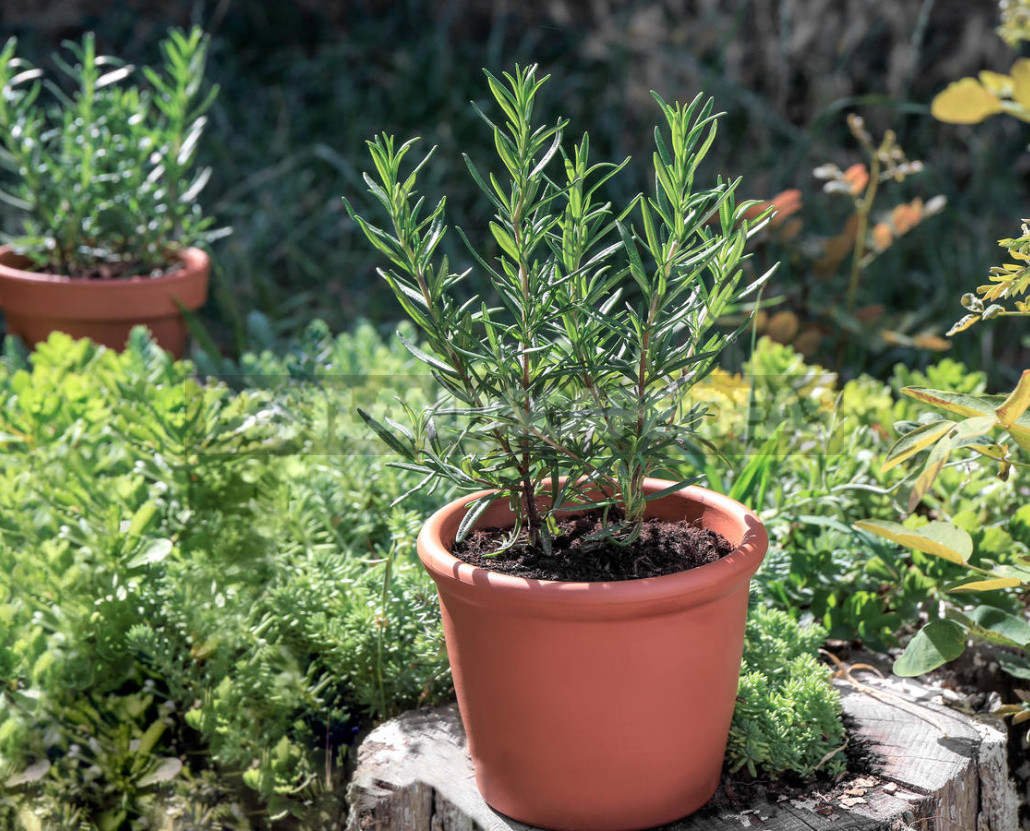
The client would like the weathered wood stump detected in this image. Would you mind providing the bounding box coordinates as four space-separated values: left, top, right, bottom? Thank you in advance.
346 673 1019 831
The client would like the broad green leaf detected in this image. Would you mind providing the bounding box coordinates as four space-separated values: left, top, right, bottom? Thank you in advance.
1006 427 1030 455
854 519 972 565
931 78 1003 124
949 415 997 442
967 605 1030 647
907 435 952 513
5 759 50 787
893 619 966 676
999 652 1030 680
902 386 1000 419
127 501 159 536
882 420 955 472
995 563 1030 581
136 719 168 756
137 757 182 787
920 388 1030 426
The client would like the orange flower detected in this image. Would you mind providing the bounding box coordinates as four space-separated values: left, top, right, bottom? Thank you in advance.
871 222 893 251
843 163 869 195
741 189 802 228
768 189 802 226
891 198 923 235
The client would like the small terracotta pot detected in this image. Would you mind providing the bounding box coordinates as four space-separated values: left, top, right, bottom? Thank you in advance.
0 246 209 358
417 479 768 831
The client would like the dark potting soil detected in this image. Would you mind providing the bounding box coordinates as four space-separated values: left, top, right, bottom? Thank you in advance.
450 510 734 581
34 259 180 281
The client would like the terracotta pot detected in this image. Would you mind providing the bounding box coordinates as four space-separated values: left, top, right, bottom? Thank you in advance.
417 479 768 831
0 246 209 358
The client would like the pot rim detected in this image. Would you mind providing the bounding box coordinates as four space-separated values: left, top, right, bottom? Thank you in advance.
416 478 768 615
0 245 208 288
0 246 210 320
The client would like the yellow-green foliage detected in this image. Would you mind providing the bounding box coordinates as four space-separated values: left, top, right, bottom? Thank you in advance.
695 337 1028 652
951 222 1030 334
999 0 1030 47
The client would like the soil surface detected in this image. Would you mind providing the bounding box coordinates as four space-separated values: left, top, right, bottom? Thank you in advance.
450 510 733 581
32 259 180 280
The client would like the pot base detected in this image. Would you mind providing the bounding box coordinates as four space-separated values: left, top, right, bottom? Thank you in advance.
5 312 189 356
482 773 720 831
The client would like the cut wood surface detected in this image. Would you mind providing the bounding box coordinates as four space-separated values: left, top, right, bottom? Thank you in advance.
346 674 1019 831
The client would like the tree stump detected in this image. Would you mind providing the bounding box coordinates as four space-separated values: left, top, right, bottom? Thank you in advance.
346 673 1019 831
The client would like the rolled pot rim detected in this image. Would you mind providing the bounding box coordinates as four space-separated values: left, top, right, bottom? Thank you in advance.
0 245 209 287
416 478 769 615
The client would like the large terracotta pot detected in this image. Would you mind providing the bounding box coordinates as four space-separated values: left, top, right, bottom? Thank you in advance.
0 246 209 358
417 479 768 831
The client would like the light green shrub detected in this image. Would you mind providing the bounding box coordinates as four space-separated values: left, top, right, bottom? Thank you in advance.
728 607 846 779
0 325 449 827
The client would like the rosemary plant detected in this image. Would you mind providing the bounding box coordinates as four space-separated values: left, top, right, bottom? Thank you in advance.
0 28 221 276
346 65 772 554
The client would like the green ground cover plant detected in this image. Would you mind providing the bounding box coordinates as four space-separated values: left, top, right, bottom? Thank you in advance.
0 326 450 828
729 607 845 779
853 15 1030 736
686 337 1030 650
0 323 858 828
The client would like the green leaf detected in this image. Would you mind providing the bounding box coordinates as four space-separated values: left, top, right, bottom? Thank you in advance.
893 619 967 676
902 387 1030 426
854 520 972 565
907 435 952 513
882 420 956 472
5 759 50 787
995 369 1030 427
998 652 1030 680
395 332 459 379
357 408 413 458
127 501 159 536
137 757 182 787
126 538 173 568
966 605 1030 647
455 494 497 543
947 576 1024 592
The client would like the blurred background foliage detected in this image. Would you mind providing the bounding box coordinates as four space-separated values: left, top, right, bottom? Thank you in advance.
1 0 1028 382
